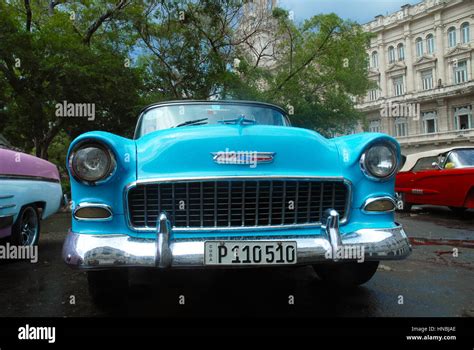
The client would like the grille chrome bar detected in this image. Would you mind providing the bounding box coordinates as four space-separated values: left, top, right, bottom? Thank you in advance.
227 182 231 227
306 182 312 223
213 181 217 227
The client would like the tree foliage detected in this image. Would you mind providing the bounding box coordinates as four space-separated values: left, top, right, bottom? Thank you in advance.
0 0 143 159
0 0 374 166
237 9 375 135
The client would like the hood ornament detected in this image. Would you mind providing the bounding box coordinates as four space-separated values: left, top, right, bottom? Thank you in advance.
218 115 256 126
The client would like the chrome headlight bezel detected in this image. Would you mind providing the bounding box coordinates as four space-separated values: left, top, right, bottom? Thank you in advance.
360 141 398 181
68 140 117 185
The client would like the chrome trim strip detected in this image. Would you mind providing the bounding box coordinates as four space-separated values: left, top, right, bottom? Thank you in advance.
362 196 397 214
73 202 113 221
0 195 14 199
0 175 60 183
123 176 352 232
129 175 347 184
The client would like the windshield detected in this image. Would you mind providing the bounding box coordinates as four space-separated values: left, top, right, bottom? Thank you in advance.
135 102 289 138
444 149 474 169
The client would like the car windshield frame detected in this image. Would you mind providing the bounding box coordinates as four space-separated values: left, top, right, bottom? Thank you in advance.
133 101 290 139
442 149 474 169
411 156 439 172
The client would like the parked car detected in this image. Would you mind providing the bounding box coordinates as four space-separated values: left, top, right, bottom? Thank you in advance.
62 100 411 300
396 146 474 213
0 147 63 246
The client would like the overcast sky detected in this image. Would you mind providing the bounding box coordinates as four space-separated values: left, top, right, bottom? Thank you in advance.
278 0 422 24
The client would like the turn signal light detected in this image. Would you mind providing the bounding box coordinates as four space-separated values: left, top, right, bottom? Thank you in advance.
363 198 396 213
74 205 112 220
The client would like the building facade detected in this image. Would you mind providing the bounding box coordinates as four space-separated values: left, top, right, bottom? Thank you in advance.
238 0 279 68
356 0 474 155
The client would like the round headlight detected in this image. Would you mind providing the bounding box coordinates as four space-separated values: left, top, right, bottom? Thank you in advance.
69 142 116 184
361 143 398 180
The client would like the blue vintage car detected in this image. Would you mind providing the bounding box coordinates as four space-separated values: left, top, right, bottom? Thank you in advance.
63 100 411 299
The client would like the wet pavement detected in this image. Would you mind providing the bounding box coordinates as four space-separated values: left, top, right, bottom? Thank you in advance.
0 207 473 317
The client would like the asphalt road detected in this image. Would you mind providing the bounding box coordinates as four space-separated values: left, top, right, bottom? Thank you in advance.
0 207 473 317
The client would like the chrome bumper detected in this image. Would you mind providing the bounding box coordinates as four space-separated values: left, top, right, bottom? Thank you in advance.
62 210 411 269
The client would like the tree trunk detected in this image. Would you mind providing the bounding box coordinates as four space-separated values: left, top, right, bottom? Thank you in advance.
40 144 49 160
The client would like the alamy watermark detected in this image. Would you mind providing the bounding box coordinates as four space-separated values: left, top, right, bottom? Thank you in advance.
55 100 95 121
0 242 38 263
18 324 55 343
213 148 260 168
325 245 365 263
380 101 420 121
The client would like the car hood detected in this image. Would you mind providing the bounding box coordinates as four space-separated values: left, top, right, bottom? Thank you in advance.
135 124 343 180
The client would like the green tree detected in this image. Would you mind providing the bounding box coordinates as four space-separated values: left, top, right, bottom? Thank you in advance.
0 0 143 159
129 0 281 103
236 9 375 135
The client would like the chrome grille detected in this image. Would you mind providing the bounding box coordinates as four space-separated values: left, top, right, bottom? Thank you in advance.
127 179 349 230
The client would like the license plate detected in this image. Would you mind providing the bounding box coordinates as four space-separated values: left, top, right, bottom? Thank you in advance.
204 241 297 266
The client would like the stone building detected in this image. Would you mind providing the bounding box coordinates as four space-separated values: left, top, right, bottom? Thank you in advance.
238 0 280 68
356 0 474 155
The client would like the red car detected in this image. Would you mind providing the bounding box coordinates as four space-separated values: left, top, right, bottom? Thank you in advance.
395 147 474 213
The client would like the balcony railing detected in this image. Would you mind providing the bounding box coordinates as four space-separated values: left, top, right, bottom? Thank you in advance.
396 128 474 146
356 80 474 111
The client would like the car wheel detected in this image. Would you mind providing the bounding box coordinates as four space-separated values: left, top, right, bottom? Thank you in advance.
11 205 41 246
396 193 412 212
449 206 467 215
87 270 129 303
312 261 379 287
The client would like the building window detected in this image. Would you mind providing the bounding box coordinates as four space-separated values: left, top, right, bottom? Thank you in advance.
426 34 435 54
454 60 468 84
421 69 433 90
371 51 378 68
415 37 423 57
422 112 437 134
461 22 470 43
368 89 379 101
369 120 381 133
454 105 473 130
448 26 457 48
393 76 404 96
394 118 408 137
397 43 405 61
388 46 396 64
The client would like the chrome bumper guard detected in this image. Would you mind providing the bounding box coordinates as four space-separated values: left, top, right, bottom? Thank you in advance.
62 210 412 269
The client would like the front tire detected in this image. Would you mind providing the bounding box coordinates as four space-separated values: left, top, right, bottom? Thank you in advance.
11 205 40 246
312 261 379 287
87 270 129 303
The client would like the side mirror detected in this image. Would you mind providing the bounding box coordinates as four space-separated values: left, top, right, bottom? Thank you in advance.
432 162 441 169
